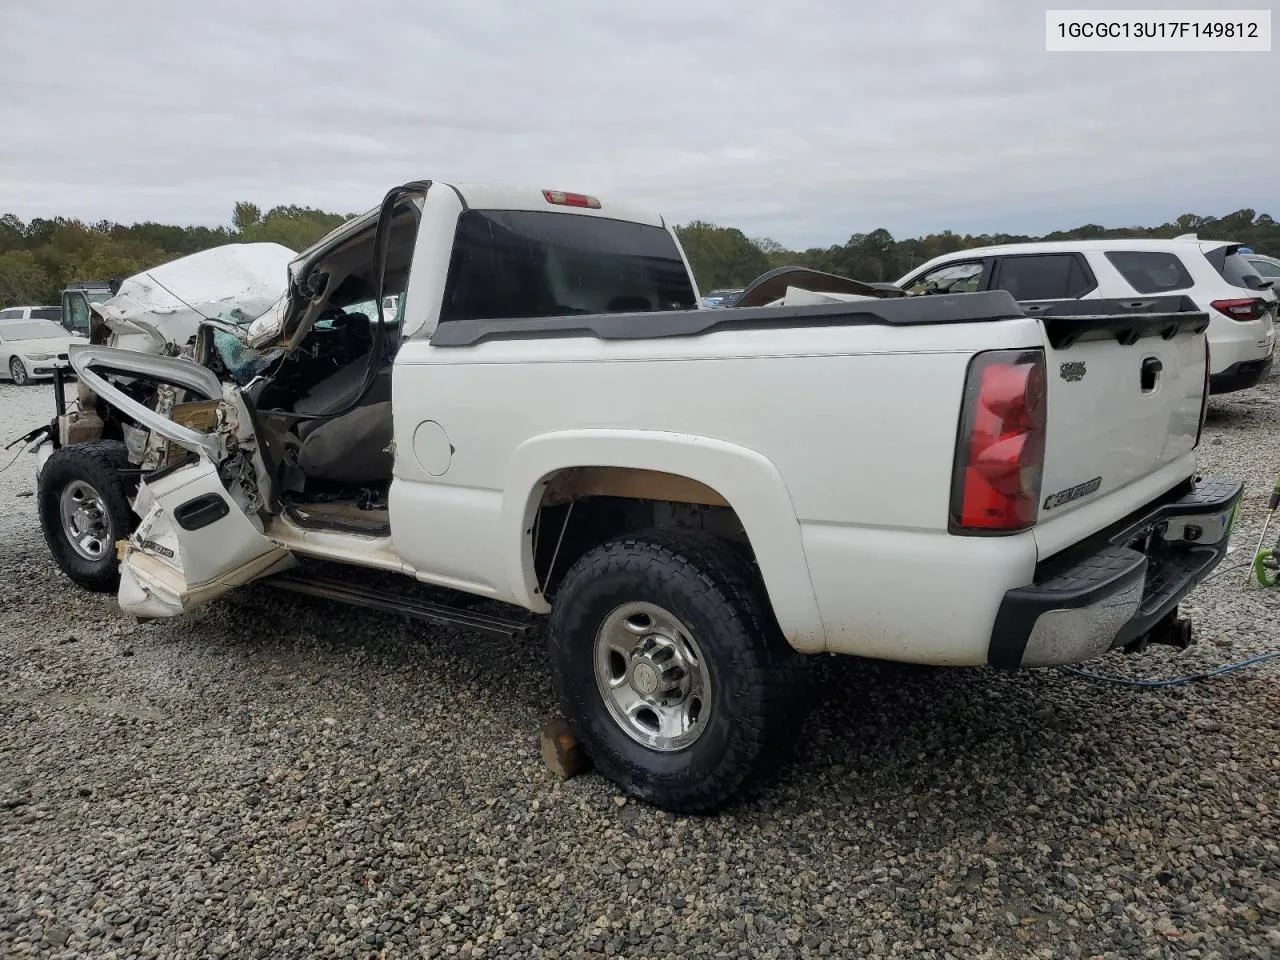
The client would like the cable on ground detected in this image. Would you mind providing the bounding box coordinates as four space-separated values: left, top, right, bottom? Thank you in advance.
1062 651 1280 688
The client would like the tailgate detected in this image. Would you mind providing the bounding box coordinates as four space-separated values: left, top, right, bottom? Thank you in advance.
1026 296 1209 531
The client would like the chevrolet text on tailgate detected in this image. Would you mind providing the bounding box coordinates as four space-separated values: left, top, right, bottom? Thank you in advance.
29 182 1241 812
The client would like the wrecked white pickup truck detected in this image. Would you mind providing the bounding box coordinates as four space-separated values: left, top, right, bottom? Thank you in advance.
29 181 1242 812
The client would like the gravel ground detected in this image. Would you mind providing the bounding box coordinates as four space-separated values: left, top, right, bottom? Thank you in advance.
1 376 1278 960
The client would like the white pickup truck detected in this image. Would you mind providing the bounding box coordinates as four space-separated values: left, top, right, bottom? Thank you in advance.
29 181 1241 812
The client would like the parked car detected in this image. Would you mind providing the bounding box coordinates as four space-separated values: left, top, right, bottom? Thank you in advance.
0 318 86 385
0 305 64 323
1243 251 1280 286
895 237 1278 394
700 288 743 308
29 182 1239 812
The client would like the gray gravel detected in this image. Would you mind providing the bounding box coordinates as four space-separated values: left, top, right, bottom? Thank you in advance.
2 376 1278 960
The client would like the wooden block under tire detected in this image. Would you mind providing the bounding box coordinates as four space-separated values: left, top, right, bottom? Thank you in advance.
539 718 591 780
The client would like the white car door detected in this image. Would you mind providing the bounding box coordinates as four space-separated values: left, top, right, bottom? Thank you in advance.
69 344 294 619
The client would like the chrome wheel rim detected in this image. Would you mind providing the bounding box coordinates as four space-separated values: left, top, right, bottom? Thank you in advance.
59 481 112 562
593 601 711 752
10 359 27 384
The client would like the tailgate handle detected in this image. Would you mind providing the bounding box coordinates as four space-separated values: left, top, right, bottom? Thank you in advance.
1141 356 1163 392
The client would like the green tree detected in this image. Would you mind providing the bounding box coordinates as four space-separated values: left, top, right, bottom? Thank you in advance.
236 204 350 251
0 250 52 305
674 221 771 290
232 201 262 233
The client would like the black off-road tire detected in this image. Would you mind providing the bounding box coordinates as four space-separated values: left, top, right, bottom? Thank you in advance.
547 529 810 813
38 440 136 592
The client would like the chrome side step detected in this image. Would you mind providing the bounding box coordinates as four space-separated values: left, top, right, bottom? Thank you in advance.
264 571 532 637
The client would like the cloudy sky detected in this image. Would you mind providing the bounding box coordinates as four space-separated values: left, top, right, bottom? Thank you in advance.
1 0 1274 248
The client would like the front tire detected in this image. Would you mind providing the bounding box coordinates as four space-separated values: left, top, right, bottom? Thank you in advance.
547 530 809 813
10 357 30 385
38 441 136 592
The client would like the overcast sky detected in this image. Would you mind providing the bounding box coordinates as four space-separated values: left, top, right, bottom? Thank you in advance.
1 0 1275 248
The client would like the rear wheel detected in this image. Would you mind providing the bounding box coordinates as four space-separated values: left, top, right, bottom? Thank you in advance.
10 358 30 385
547 530 809 813
38 441 136 592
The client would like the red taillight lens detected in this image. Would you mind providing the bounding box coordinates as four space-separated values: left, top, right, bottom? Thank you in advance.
950 349 1047 533
542 189 601 209
1210 298 1265 322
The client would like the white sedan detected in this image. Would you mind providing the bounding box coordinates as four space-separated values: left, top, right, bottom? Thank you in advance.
0 319 84 385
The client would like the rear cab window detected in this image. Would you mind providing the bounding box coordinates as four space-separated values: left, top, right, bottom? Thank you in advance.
1104 251 1195 294
439 210 698 325
990 253 1095 301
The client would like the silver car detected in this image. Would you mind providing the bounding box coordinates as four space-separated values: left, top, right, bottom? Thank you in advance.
1244 252 1280 288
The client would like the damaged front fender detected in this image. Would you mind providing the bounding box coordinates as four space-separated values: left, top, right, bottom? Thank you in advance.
118 458 295 619
68 344 226 462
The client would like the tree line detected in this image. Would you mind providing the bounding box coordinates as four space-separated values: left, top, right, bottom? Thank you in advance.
1 203 1275 309
0 204 351 308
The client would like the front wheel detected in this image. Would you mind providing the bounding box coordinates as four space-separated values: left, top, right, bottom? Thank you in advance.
10 357 30 385
38 441 136 592
547 530 809 813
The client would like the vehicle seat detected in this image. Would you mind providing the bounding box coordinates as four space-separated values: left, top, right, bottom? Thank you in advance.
292 353 393 440
296 401 394 484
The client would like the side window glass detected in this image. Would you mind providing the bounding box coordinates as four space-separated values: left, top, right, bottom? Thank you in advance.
903 261 984 295
1065 257 1094 297
1228 254 1267 290
1249 259 1280 279
64 293 91 334
1104 251 1195 294
993 254 1082 301
0 309 19 320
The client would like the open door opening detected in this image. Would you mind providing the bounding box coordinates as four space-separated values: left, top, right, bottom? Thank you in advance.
193 188 425 539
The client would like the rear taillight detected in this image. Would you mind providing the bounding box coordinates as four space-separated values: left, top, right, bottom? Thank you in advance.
1210 298 1266 322
542 189 601 209
950 349 1047 534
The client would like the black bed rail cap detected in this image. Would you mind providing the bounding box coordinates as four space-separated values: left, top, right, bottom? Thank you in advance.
430 289 1027 347
1020 295 1210 348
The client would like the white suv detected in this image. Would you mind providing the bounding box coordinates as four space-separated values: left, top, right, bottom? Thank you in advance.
895 237 1277 394
0 305 62 323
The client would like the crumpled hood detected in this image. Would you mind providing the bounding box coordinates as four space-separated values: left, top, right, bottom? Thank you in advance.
91 242 296 353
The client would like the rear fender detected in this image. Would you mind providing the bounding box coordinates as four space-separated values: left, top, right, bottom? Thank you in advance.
503 429 827 653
